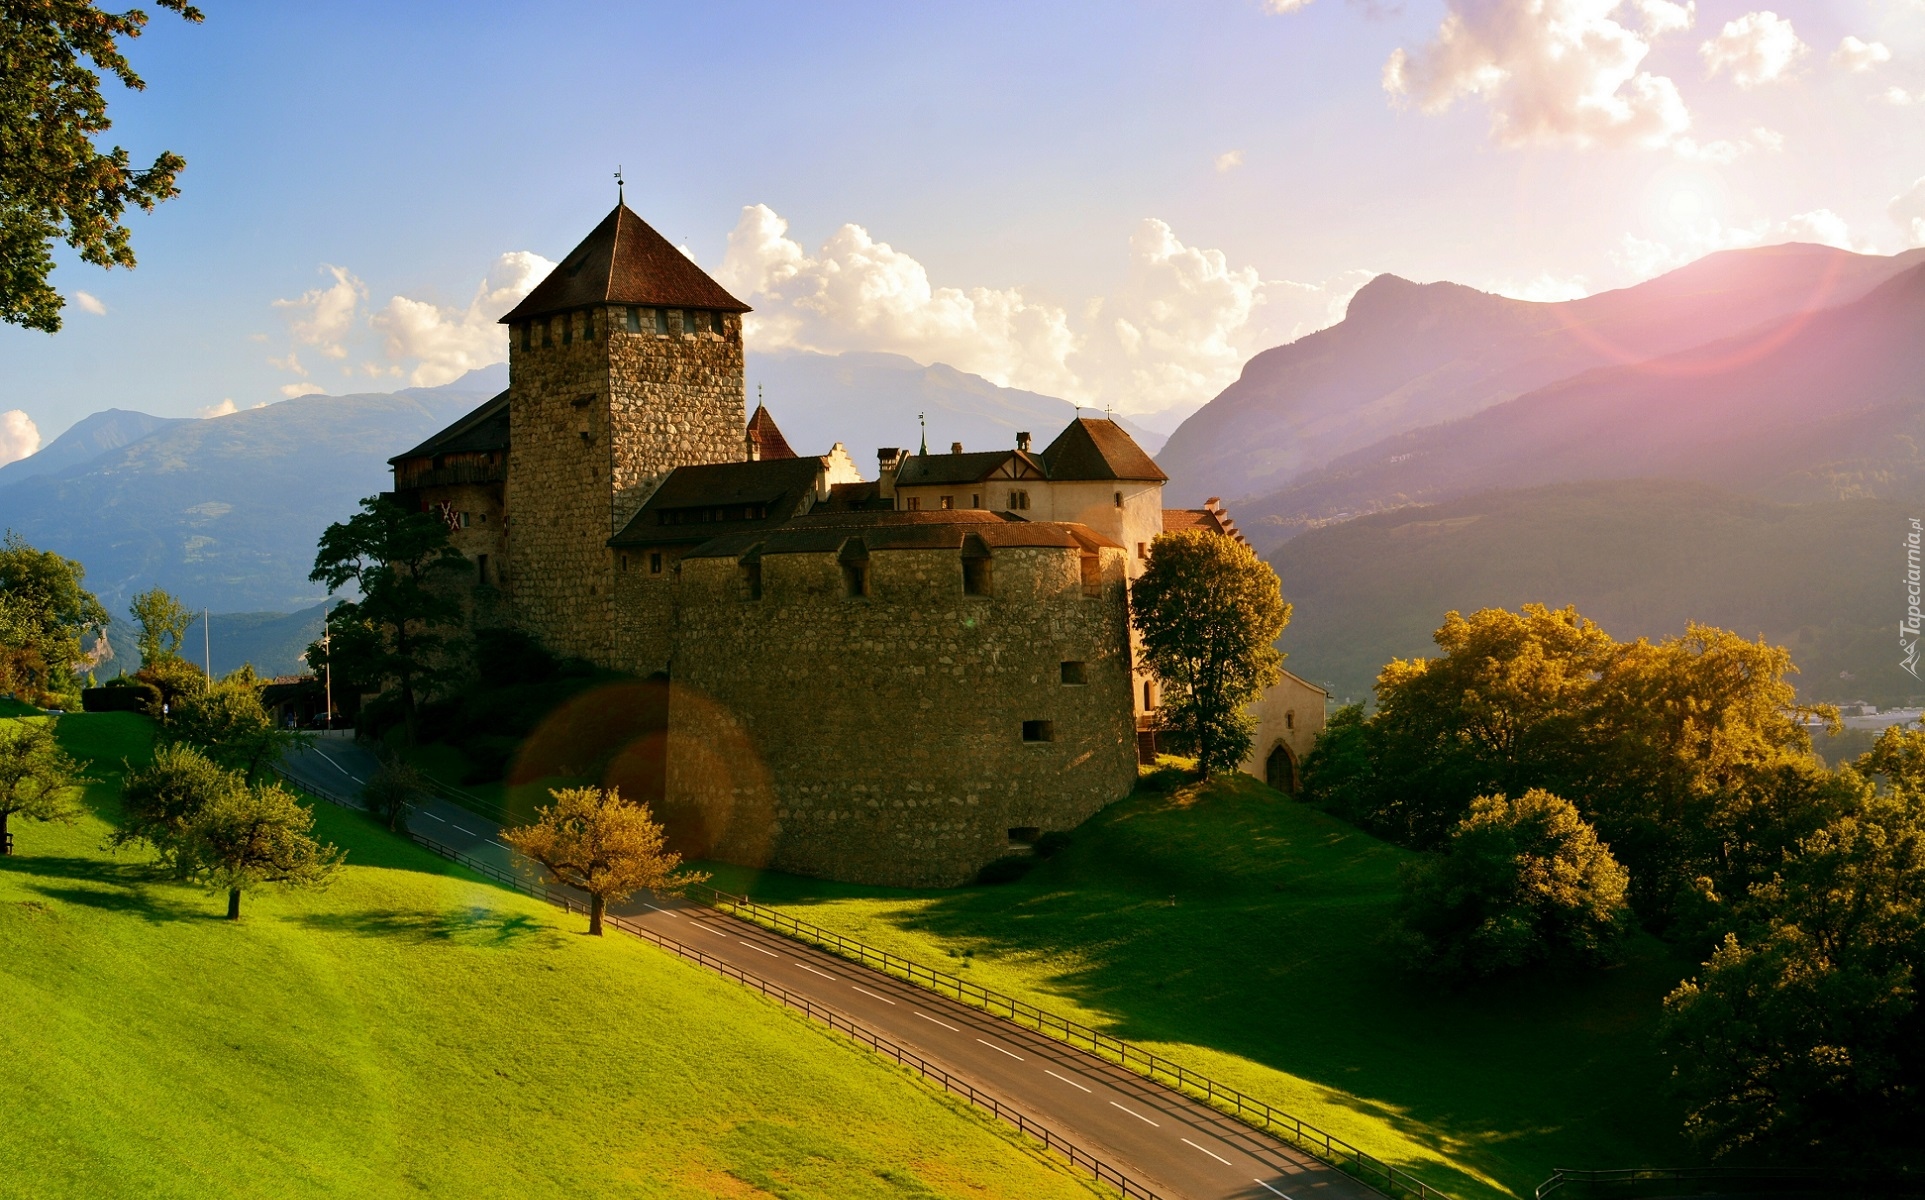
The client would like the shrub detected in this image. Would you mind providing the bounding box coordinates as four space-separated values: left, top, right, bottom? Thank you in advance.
1395 789 1631 980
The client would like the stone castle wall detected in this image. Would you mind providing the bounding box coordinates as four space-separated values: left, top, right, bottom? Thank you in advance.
507 306 745 664
610 546 684 677
664 542 1139 886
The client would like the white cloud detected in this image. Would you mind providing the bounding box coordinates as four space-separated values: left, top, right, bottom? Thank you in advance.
1886 86 1921 105
1615 208 1871 277
717 203 1368 414
273 266 364 359
1263 0 1313 11
280 383 325 399
1890 177 1925 245
1676 124 1783 163
197 398 270 418
1700 11 1809 88
71 291 106 316
1383 0 1695 149
0 411 42 466
370 250 555 387
1215 149 1245 173
1832 35 1892 73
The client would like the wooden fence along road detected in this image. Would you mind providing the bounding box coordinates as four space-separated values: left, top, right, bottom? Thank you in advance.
276 740 1414 1200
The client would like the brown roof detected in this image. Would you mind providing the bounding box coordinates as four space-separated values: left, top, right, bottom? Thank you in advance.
1161 497 1247 546
687 510 1120 559
501 204 750 324
1040 418 1167 482
895 448 1046 487
389 390 510 464
609 457 824 548
746 404 797 460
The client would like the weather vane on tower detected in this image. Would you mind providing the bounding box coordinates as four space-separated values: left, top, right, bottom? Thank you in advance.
614 165 624 205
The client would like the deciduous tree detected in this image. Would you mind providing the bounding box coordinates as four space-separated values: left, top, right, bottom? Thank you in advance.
502 786 706 935
1130 530 1289 775
176 779 342 920
0 719 86 854
1 0 203 331
129 587 193 665
113 740 232 866
308 496 466 741
166 672 296 782
1395 789 1631 980
0 532 109 705
360 753 424 833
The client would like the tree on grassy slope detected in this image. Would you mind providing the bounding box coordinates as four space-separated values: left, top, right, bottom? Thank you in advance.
166 672 297 782
1131 529 1289 775
503 786 706 935
114 741 232 865
117 743 340 917
179 780 342 920
309 496 466 742
1 0 203 331
0 720 86 854
1396 789 1632 980
360 753 424 833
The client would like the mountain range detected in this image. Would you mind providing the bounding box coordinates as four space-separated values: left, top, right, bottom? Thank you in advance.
1157 243 1925 509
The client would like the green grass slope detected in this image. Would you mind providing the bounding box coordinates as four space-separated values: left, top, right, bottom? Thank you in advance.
1266 480 1915 707
0 714 1107 1200
703 769 1699 1200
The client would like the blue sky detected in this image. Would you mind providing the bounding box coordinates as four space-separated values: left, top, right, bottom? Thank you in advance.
3 0 1922 450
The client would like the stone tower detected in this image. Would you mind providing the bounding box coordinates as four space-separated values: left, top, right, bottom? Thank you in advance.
498 204 751 662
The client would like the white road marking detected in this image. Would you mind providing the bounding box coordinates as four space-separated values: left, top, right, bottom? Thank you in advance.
311 748 363 784
452 825 477 836
1182 1138 1231 1166
1255 1180 1293 1198
644 903 680 917
915 1011 960 1031
692 923 730 937
851 985 896 1005
1045 1069 1091 1093
740 940 780 958
421 812 445 822
794 962 838 981
977 1038 1024 1061
1110 1101 1158 1127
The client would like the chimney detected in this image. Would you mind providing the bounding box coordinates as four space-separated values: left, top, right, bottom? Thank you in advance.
1016 431 1031 452
877 447 903 501
951 441 964 455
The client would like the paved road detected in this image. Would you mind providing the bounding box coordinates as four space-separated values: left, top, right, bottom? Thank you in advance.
280 740 1385 1200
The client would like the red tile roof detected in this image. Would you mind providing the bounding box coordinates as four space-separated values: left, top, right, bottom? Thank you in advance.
501 204 750 324
1040 418 1167 482
1161 498 1248 546
746 404 797 460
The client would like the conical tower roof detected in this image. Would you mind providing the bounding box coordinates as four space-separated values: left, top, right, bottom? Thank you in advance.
500 203 750 324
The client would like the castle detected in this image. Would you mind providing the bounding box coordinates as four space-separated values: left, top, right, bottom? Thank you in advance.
389 202 1326 886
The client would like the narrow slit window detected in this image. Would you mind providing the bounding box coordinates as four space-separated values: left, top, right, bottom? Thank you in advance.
477 554 489 584
1114 491 1123 508
649 552 663 574
583 309 595 340
520 323 532 351
740 559 763 601
626 306 642 333
563 314 574 346
654 308 669 335
840 540 871 598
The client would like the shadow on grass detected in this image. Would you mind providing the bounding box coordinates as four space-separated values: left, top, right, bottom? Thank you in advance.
1 853 217 923
293 906 556 948
704 778 1697 1198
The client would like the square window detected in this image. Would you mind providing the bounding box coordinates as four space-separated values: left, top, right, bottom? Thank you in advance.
970 493 980 509
626 306 642 333
654 308 669 335
905 496 921 511
1060 661 1087 685
842 560 870 597
940 495 953 510
1022 720 1055 743
650 552 663 574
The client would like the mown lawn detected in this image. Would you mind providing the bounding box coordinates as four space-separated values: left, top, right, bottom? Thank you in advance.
700 767 1701 1200
0 713 1111 1200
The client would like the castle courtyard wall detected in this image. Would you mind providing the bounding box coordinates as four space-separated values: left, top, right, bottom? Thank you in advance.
664 542 1139 886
